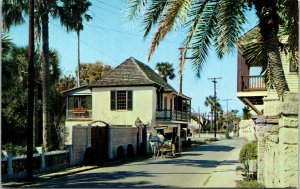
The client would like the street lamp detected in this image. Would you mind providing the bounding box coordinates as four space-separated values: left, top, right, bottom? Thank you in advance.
135 117 142 154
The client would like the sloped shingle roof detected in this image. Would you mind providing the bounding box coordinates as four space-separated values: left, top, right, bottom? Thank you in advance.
89 57 175 92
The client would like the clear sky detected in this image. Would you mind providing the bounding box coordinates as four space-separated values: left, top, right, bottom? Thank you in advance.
7 0 258 116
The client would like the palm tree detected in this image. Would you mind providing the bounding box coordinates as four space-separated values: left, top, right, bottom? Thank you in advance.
127 0 298 96
155 62 176 82
3 0 92 150
56 0 92 87
204 95 222 131
242 106 252 120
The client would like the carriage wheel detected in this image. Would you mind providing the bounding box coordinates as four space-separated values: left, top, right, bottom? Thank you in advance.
171 144 176 157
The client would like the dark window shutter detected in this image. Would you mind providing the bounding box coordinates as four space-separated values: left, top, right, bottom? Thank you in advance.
127 91 133 110
86 96 92 110
111 91 116 110
68 96 74 110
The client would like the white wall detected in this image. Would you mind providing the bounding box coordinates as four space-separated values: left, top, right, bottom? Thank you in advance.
92 86 156 126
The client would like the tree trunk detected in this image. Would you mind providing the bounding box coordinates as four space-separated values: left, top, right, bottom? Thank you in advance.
33 86 39 146
77 30 80 87
27 0 34 180
41 12 50 151
254 0 289 96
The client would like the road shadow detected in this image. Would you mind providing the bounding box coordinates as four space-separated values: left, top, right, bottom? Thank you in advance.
195 145 235 152
25 171 170 188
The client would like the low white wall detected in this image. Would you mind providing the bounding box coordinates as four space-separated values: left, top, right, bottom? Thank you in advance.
108 126 138 159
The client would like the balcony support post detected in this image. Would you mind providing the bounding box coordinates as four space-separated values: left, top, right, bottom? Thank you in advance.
243 97 263 115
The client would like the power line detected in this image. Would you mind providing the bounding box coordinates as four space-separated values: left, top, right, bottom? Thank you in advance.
92 3 120 15
49 21 118 63
94 0 122 10
86 24 181 45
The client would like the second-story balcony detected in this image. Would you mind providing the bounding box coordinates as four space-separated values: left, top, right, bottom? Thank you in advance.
156 110 191 122
241 75 266 91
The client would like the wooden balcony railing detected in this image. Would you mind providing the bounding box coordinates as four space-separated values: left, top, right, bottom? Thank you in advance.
156 110 191 122
241 75 266 91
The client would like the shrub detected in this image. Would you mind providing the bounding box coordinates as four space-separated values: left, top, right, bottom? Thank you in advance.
1 143 37 156
239 141 257 163
236 180 265 188
239 141 257 180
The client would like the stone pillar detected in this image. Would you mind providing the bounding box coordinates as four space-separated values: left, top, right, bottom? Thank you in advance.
36 147 46 170
87 126 92 148
277 93 298 188
260 92 298 188
108 125 113 160
256 127 266 183
3 150 13 177
66 145 74 166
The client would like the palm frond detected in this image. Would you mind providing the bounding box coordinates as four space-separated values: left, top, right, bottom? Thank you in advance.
126 0 148 23
214 0 247 59
279 0 298 68
143 0 168 38
179 0 209 75
148 0 192 60
236 27 268 73
2 0 27 30
188 0 219 77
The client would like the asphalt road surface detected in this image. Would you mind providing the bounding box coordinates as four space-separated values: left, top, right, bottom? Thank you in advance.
26 137 245 188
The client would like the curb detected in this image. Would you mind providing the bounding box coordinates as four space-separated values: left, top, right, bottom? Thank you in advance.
2 155 150 188
2 166 99 188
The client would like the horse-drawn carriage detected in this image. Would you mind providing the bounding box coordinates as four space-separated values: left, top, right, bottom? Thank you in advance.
149 133 180 158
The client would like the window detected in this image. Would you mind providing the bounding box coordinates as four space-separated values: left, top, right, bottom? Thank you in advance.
68 95 92 110
67 95 92 119
111 90 133 110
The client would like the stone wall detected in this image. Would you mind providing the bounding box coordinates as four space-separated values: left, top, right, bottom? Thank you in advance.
238 120 256 142
257 92 298 188
108 126 139 159
72 125 91 165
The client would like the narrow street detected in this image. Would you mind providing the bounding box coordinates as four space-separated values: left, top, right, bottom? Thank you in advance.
26 138 245 188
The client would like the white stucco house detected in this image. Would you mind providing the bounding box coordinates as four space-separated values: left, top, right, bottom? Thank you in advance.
63 57 191 144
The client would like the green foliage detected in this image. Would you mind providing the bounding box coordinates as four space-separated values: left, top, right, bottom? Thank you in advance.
78 61 113 85
239 141 257 179
1 143 37 156
239 141 257 163
236 180 265 188
242 106 252 120
155 62 176 82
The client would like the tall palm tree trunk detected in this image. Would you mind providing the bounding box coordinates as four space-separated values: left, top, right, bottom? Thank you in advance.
254 0 289 96
77 30 80 87
27 0 34 180
41 12 50 150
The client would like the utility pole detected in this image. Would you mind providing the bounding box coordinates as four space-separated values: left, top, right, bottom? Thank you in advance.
27 0 34 180
222 99 232 129
178 48 184 94
198 107 201 132
208 77 221 138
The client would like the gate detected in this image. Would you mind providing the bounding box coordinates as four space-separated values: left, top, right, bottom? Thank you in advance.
90 126 108 164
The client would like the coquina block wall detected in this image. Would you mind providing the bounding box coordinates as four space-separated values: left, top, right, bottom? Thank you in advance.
257 92 298 188
238 120 256 142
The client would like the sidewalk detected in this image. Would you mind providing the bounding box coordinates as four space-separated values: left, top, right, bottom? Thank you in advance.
204 141 244 188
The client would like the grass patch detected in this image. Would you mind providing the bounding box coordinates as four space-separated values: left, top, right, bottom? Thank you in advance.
236 180 265 188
